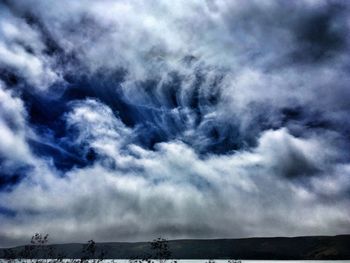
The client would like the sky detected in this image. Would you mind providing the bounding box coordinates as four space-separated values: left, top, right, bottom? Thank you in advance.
0 0 350 247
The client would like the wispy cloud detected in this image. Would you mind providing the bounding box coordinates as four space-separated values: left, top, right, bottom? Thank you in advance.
0 0 349 246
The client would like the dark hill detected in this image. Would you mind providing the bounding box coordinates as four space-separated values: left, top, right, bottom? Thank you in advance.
1 235 350 260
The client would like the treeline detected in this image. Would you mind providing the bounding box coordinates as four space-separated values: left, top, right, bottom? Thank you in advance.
3 233 104 263
1 234 242 263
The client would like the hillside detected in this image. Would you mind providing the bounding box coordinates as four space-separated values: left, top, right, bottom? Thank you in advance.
1 235 350 260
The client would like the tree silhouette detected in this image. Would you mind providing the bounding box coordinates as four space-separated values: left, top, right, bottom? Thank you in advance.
150 238 171 263
81 239 106 263
3 233 65 263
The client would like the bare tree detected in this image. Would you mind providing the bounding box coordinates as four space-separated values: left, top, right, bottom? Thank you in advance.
16 233 50 263
150 238 171 263
81 239 106 263
4 233 64 263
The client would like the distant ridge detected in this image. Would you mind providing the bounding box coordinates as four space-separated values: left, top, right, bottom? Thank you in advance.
1 235 350 260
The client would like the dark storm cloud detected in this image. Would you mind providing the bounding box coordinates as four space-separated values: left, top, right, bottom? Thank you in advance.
292 2 348 63
0 0 350 246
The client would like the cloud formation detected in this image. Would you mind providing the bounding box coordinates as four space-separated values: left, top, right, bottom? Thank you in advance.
0 0 350 246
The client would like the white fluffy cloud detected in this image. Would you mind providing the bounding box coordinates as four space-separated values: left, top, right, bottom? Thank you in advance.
1 99 349 245
0 82 34 170
0 5 59 89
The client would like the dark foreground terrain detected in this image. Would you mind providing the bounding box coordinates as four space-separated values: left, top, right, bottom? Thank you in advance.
1 235 350 260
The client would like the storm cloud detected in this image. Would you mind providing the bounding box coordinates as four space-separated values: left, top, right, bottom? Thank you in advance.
0 0 350 247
